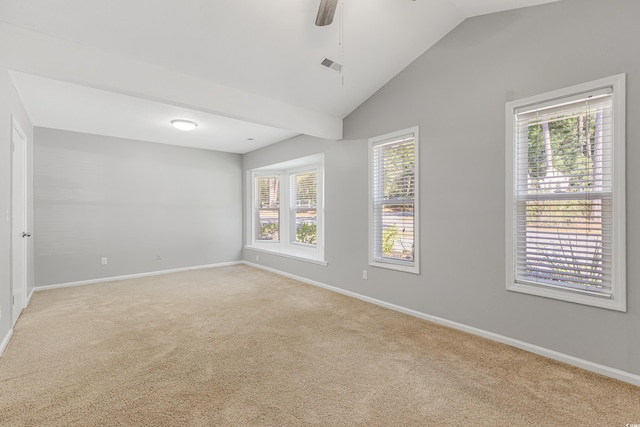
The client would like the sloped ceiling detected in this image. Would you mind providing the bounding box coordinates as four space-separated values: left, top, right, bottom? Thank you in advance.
0 0 561 153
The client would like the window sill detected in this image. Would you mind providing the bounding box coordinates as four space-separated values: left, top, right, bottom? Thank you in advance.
507 281 625 312
369 258 419 275
245 245 328 267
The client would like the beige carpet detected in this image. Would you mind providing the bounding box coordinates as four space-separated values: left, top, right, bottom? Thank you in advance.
0 265 638 426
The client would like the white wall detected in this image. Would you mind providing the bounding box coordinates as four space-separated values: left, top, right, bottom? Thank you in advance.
34 128 242 286
243 0 640 378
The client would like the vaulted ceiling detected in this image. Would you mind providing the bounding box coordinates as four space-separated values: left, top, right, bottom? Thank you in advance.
1 0 561 153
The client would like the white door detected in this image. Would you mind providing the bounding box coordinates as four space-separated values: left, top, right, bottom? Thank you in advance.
11 118 28 327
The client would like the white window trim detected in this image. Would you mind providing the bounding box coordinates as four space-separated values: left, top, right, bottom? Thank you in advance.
505 74 626 311
368 126 420 274
246 154 325 265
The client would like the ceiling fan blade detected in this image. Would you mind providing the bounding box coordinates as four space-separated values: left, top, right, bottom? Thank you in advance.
315 0 338 26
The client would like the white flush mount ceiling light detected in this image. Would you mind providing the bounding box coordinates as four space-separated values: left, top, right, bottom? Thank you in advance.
171 119 198 131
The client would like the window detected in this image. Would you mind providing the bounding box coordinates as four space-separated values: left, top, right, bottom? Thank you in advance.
369 127 419 274
506 74 626 311
248 154 325 265
291 171 318 245
255 175 280 241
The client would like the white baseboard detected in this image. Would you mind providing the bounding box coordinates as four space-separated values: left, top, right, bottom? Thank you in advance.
243 261 640 387
35 261 243 292
0 329 13 358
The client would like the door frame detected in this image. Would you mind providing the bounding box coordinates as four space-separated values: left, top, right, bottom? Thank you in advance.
10 115 28 327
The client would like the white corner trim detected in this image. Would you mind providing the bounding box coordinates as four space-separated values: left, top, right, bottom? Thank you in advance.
26 287 35 306
0 329 13 358
242 261 640 387
35 261 243 292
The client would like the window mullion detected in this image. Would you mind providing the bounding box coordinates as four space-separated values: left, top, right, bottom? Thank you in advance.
280 171 290 248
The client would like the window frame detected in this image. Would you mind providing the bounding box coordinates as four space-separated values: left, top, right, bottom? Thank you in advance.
368 126 420 274
505 74 626 311
247 154 325 265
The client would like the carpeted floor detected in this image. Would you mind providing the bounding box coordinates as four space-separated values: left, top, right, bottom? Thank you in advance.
0 265 638 426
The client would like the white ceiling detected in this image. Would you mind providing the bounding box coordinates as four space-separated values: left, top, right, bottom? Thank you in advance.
0 0 561 153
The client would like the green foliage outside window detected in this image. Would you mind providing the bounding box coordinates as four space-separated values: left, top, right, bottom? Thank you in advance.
259 222 279 240
382 225 398 256
296 223 317 244
527 113 599 190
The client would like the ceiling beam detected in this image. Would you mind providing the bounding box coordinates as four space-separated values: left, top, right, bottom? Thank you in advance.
0 23 343 141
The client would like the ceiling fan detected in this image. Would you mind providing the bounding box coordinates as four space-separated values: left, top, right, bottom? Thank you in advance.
315 0 339 26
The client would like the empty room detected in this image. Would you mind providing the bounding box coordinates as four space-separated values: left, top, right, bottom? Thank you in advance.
1 0 639 425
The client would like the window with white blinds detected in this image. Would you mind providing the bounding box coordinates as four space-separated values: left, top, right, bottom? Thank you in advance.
369 127 419 274
291 171 318 246
255 175 280 241
248 154 325 265
506 75 626 311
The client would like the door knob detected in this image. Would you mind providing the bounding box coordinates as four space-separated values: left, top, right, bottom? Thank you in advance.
22 232 31 238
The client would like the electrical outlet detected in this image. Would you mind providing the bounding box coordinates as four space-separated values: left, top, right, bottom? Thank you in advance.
362 270 368 280
101 257 108 265
256 255 259 262
156 254 162 261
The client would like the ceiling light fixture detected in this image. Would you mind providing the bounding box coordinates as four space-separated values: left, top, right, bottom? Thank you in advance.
171 119 198 131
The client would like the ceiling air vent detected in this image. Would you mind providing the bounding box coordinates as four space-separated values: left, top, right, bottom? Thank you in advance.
321 58 343 73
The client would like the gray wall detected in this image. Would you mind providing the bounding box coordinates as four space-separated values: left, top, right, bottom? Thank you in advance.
244 0 640 376
0 69 34 342
35 128 242 286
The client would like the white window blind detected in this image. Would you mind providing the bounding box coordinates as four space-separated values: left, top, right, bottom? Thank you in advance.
514 89 614 296
371 132 417 269
255 175 280 241
291 171 318 245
